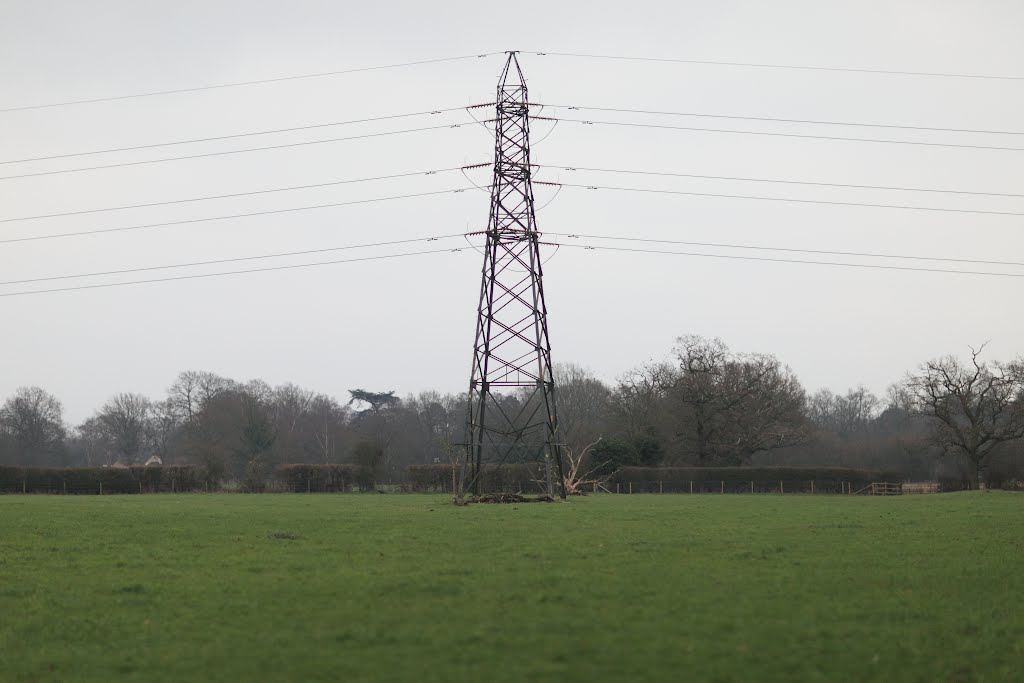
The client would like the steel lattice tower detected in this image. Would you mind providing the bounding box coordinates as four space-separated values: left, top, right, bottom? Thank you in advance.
461 52 565 499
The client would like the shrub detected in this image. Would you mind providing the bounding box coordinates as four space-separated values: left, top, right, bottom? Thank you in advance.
986 459 1024 490
589 437 663 478
405 464 455 492
937 475 973 492
276 464 373 492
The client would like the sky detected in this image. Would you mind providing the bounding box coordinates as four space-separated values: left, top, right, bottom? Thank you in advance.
1 0 1023 423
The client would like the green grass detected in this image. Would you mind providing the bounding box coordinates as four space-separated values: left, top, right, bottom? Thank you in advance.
0 492 1021 683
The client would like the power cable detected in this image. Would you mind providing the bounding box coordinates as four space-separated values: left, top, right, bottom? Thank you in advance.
0 187 478 244
536 181 1024 218
1 53 499 113
546 117 1024 153
0 165 487 223
0 248 468 298
6 229 1019 299
0 122 479 181
555 242 1024 279
526 51 1024 82
0 107 480 165
537 103 1024 137
0 234 466 286
538 164 1024 199
546 232 1024 268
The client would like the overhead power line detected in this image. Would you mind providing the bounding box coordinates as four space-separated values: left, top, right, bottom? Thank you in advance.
536 181 1024 218
0 107 479 165
0 123 479 181
544 117 1024 153
537 104 1024 137
1 53 499 113
527 51 1024 82
0 234 466 287
554 242 1024 279
0 165 486 223
538 164 1024 199
0 248 466 298
0 187 477 244
7 229 1020 299
546 232 1024 268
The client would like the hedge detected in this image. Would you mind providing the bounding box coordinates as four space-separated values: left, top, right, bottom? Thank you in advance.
404 463 549 493
276 464 374 492
936 476 971 492
0 465 207 494
607 467 903 494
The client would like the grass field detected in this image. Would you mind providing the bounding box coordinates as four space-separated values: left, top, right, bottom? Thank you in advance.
0 492 1021 682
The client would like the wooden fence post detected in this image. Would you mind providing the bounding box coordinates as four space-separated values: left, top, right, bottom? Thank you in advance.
616 483 620 494
659 480 663 494
780 480 784 494
750 480 754 494
721 480 724 494
811 480 815 494
593 481 597 494
629 482 632 494
99 481 103 495
689 480 693 494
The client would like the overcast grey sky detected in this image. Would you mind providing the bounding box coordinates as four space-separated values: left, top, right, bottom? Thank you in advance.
1 0 1022 423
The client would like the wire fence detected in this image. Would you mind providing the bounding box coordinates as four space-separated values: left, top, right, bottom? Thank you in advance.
597 480 903 495
393 478 911 495
0 466 922 496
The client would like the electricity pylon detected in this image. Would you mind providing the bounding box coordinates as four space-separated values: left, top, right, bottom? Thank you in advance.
460 52 565 500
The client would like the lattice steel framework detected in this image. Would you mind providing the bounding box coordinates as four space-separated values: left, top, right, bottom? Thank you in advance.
461 52 565 499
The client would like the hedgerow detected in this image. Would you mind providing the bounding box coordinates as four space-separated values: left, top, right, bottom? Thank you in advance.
404 463 547 493
0 465 206 494
276 464 374 492
608 467 903 493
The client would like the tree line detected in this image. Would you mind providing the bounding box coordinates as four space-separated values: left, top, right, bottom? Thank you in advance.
2 335 1022 488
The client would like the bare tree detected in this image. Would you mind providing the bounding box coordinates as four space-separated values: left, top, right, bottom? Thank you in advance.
273 383 315 434
271 382 315 462
608 361 675 440
237 380 277 480
808 386 878 433
554 363 612 452
147 399 180 461
97 393 151 464
168 370 231 425
403 391 462 465
305 393 350 464
900 345 1024 486
838 386 879 432
668 335 808 465
0 386 66 464
807 388 837 430
69 416 111 466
